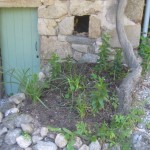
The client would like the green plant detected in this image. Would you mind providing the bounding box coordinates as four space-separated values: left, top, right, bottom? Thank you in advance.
109 94 118 110
76 121 89 136
76 94 88 118
21 132 31 140
95 33 110 72
139 36 150 73
90 74 108 113
49 53 61 79
146 123 150 130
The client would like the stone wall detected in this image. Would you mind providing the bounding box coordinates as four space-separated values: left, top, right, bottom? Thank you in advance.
0 0 145 62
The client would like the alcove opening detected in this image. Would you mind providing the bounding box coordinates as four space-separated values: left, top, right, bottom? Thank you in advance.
74 15 90 36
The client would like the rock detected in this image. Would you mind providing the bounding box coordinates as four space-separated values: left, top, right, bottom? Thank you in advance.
38 1 68 19
58 35 67 42
132 131 150 150
59 17 74 35
79 144 89 150
0 143 24 150
21 124 34 134
102 143 109 150
74 137 82 149
5 129 21 145
32 135 43 144
72 44 89 53
111 144 121 150
0 112 3 122
40 127 49 137
25 148 32 150
2 114 18 130
0 126 8 136
5 108 19 116
89 140 101 150
70 0 102 16
16 135 32 149
109 24 141 48
67 36 95 45
47 133 56 139
15 114 33 127
38 72 46 82
0 138 3 147
55 133 67 148
73 51 83 61
0 100 15 113
38 18 57 36
79 53 99 63
41 36 72 59
9 93 26 104
33 141 57 150
89 15 101 38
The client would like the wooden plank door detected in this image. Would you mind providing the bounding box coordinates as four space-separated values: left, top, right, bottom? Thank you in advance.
0 8 40 95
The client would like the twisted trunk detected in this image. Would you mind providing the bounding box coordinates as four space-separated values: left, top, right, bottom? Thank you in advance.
116 0 142 114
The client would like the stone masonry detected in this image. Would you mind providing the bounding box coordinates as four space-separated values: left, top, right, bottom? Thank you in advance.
0 0 145 62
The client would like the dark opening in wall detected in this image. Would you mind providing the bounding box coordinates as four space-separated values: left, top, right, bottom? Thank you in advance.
74 15 90 36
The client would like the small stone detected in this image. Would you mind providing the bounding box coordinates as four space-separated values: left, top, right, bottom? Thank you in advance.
21 124 34 134
32 135 43 144
111 144 121 150
9 93 26 104
0 126 8 136
79 144 89 150
102 143 109 150
15 114 33 127
25 148 32 150
89 140 101 150
38 72 46 81
5 129 21 145
40 127 49 137
0 100 15 113
55 133 67 148
74 137 83 149
5 108 19 116
33 141 57 150
47 133 56 139
0 112 3 122
79 53 99 63
16 135 32 149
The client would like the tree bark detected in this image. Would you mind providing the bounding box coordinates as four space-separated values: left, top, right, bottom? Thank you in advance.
116 0 142 114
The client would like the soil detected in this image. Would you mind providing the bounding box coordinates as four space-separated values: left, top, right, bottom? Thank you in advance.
20 63 126 130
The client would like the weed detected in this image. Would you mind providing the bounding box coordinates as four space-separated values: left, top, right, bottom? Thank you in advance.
146 123 150 130
95 33 110 72
139 36 150 73
76 94 88 119
90 74 108 113
21 132 31 140
49 53 61 79
76 121 89 136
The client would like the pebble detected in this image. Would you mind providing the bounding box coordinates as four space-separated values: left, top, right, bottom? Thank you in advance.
89 140 101 150
40 127 49 137
9 93 26 104
4 129 21 145
0 112 3 122
21 123 34 134
16 135 32 149
55 133 68 148
79 144 89 150
0 126 8 136
5 108 19 116
32 135 43 144
74 137 83 149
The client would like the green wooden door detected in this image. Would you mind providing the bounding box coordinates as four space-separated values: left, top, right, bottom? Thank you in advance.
0 8 40 95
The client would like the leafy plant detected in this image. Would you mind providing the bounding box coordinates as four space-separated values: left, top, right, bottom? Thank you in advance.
76 121 89 136
21 132 31 140
90 74 108 113
95 33 110 72
146 123 150 130
76 94 88 118
49 53 61 79
139 36 150 73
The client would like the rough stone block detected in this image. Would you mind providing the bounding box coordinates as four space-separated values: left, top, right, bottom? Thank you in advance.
67 36 95 45
38 1 68 19
89 15 101 38
73 51 82 61
41 36 72 59
109 24 141 48
42 0 55 6
59 16 74 35
38 18 57 35
70 0 102 16
126 0 145 23
72 44 89 53
0 0 41 7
